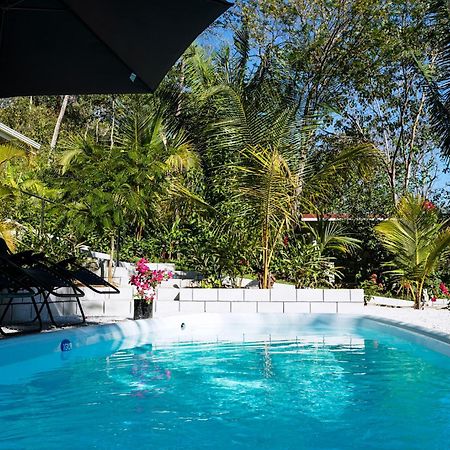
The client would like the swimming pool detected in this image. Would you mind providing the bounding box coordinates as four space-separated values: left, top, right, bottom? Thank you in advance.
0 314 449 449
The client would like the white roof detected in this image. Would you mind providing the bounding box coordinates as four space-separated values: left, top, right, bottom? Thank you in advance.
0 121 41 150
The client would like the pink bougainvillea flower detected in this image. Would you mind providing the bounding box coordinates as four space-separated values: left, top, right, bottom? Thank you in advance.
423 200 436 210
439 282 449 296
130 261 173 303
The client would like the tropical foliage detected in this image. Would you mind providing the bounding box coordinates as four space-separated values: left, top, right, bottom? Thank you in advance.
375 195 450 308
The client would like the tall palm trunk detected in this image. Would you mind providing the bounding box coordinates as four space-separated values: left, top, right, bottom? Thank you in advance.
50 95 70 157
108 233 115 283
261 226 270 289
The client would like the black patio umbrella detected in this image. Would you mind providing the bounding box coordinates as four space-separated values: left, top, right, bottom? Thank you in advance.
0 0 231 97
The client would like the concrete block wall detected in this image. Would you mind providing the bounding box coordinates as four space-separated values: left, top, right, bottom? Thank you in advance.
153 288 365 317
1 265 135 326
1 260 183 326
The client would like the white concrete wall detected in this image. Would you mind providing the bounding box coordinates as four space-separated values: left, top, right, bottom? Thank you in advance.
153 288 365 317
1 266 135 325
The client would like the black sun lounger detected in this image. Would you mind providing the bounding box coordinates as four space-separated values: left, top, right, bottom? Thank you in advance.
0 257 43 336
3 252 86 328
55 257 120 295
10 248 121 296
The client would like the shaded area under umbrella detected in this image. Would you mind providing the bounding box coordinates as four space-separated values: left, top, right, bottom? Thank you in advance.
0 0 230 97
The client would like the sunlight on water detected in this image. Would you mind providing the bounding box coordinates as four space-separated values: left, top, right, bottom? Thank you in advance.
0 332 449 449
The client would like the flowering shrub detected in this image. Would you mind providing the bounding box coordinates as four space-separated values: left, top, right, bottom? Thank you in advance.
423 200 436 211
360 273 384 303
129 257 173 303
439 282 449 298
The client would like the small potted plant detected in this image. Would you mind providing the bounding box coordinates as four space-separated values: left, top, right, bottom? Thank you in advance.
130 257 173 319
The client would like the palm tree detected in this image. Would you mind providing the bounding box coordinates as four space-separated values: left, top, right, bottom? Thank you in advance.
0 143 28 251
179 34 378 288
375 194 450 309
59 99 200 242
277 220 361 288
230 141 375 288
0 143 27 200
417 0 450 159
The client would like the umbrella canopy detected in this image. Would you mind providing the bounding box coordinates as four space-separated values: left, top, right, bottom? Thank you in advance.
0 0 230 97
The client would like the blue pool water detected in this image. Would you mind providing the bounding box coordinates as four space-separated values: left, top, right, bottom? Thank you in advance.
0 326 449 449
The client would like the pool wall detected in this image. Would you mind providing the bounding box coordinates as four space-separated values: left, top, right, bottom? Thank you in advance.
1 313 450 384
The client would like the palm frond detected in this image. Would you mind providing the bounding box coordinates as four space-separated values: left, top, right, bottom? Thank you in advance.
0 144 27 167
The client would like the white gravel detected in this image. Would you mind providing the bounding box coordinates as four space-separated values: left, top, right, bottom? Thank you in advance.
365 304 450 336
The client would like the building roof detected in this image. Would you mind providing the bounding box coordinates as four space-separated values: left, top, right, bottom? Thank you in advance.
301 213 384 221
0 122 41 150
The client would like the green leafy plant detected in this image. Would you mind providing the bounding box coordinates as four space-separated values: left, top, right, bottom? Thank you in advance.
274 221 360 288
375 195 450 309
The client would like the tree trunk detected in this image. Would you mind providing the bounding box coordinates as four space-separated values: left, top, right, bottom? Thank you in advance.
50 95 70 152
108 233 115 283
175 58 185 117
110 96 115 150
261 226 271 289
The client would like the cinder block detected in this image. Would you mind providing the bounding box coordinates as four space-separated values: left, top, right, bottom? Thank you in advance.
154 301 180 316
179 302 205 314
10 304 33 322
205 302 231 313
49 301 65 319
310 302 337 313
231 302 257 313
179 289 193 301
105 300 132 317
271 289 296 302
218 289 244 302
350 289 364 303
112 286 132 298
284 302 310 313
80 290 105 302
297 289 323 302
157 289 180 301
244 289 270 302
192 289 218 301
257 302 284 313
323 289 351 302
112 267 129 279
337 302 365 314
0 304 11 323
63 300 79 316
160 279 182 288
82 301 104 316
180 279 195 288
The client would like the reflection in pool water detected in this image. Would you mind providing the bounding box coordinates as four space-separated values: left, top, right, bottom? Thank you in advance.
0 331 449 449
